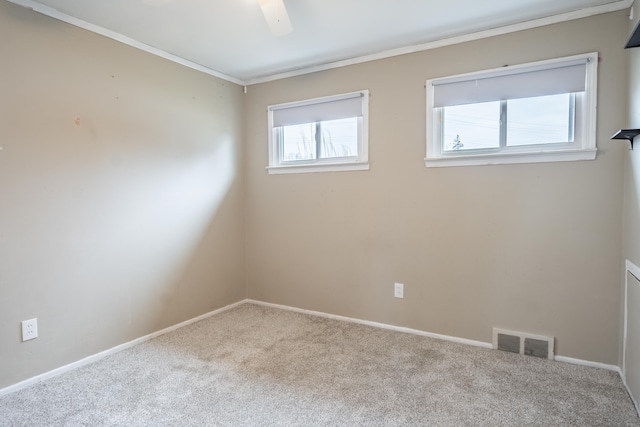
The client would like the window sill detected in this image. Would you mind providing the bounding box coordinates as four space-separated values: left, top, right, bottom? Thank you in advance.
425 148 597 168
267 161 369 175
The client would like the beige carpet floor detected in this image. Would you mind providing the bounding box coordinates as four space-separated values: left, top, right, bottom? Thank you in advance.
0 302 638 426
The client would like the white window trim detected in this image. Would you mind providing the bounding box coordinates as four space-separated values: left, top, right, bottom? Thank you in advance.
267 90 369 174
425 52 598 168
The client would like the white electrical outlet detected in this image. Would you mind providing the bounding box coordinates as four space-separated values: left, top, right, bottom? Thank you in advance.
22 318 38 342
394 283 404 299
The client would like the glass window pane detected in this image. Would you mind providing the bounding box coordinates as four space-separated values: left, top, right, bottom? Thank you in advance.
319 117 358 159
507 94 573 146
281 123 316 161
443 102 500 151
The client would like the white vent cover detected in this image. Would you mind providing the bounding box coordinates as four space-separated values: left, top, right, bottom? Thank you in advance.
493 328 554 360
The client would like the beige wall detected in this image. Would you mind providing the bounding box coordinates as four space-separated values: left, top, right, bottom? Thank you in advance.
1 1 634 391
0 2 245 389
245 11 629 365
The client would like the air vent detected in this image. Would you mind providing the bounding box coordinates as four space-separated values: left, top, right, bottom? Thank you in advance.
497 333 520 354
493 328 554 360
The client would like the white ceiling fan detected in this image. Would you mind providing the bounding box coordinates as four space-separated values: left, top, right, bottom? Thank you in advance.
258 0 292 36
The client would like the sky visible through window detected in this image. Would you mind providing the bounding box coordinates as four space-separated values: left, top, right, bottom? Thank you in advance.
442 94 573 151
281 117 358 161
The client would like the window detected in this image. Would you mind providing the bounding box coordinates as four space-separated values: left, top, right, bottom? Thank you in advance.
425 52 598 167
267 90 369 174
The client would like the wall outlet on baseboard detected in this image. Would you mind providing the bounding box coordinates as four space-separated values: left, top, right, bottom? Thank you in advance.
22 318 38 342
394 283 404 299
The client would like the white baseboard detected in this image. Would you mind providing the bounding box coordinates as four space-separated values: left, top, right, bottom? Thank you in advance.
554 355 621 373
0 300 245 397
249 299 627 374
1 297 625 398
246 299 493 349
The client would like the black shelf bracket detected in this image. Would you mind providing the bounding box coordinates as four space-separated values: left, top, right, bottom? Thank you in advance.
611 129 640 150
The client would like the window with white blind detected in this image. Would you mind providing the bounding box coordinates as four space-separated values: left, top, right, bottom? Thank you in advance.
425 52 598 167
267 90 369 174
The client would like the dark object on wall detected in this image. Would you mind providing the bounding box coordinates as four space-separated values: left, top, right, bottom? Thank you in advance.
626 20 640 48
611 129 640 150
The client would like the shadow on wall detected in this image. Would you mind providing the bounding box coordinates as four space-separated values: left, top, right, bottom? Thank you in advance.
0 0 246 389
91 136 239 327
0 95 240 388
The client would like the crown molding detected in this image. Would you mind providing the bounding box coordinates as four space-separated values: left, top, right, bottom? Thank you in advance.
6 0 244 86
6 0 633 86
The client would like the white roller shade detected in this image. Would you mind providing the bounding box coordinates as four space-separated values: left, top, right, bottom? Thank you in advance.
272 93 364 127
433 59 588 108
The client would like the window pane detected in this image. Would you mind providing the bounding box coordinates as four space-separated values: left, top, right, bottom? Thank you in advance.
281 123 316 161
319 117 358 159
507 94 573 146
442 101 500 151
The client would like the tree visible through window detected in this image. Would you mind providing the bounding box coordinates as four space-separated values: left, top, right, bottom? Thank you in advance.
442 94 574 152
425 52 597 167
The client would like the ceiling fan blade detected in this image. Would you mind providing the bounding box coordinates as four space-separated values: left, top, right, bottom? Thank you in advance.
258 0 292 36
